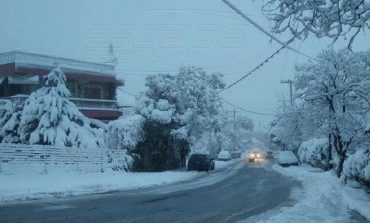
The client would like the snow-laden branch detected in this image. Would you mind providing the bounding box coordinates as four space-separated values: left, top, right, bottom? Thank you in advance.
263 0 370 49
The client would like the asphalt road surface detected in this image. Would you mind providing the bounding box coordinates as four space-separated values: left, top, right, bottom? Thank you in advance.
0 161 299 223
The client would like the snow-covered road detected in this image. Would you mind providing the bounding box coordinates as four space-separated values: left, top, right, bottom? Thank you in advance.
0 160 297 223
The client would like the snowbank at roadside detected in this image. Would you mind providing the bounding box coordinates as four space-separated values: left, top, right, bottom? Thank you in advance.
242 164 370 223
0 170 201 204
215 160 236 169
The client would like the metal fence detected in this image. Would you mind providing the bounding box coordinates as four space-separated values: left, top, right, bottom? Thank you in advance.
0 143 126 174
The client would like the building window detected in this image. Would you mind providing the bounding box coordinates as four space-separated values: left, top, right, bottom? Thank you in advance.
84 87 101 99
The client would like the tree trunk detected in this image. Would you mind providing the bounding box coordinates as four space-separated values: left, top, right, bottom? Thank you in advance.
336 153 345 177
333 132 346 177
325 133 333 171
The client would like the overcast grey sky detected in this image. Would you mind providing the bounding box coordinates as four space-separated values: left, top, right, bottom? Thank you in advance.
1 0 369 130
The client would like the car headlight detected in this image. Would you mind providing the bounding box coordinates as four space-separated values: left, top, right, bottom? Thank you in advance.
256 153 261 158
250 153 255 158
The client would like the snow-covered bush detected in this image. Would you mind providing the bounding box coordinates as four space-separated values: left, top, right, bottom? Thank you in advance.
298 138 330 170
343 148 370 184
106 114 145 150
106 149 134 171
18 67 105 148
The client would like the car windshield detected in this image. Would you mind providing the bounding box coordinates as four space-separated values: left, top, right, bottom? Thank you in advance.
190 154 208 161
1 1 370 223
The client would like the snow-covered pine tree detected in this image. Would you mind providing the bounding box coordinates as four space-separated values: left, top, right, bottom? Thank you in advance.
0 99 21 143
18 67 105 148
0 100 12 127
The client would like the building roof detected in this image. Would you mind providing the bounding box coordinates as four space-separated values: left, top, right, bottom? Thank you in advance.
0 51 123 84
0 51 115 75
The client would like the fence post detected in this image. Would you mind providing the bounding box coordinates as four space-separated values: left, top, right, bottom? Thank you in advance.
42 146 47 174
76 148 80 173
100 149 104 173
0 147 2 173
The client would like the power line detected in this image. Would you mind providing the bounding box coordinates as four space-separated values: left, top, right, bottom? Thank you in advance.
116 87 137 97
220 37 295 92
221 0 316 61
116 87 274 117
221 98 275 116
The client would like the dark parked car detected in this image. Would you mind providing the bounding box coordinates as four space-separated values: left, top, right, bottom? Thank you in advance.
231 151 242 159
266 151 274 160
188 154 215 171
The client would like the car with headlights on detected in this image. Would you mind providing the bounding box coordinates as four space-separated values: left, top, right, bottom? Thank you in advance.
248 151 264 163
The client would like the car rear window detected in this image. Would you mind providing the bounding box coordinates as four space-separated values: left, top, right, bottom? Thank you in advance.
189 154 207 161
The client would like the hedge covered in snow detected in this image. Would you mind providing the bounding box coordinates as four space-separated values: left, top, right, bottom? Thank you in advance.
298 138 330 170
343 148 370 184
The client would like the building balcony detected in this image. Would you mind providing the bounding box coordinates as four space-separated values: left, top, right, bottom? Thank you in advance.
1 94 122 121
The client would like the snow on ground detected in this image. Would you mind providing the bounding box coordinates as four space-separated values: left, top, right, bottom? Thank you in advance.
241 164 370 223
215 160 236 169
0 170 201 204
0 159 239 204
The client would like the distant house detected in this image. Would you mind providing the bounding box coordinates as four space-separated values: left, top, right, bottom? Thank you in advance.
0 51 123 121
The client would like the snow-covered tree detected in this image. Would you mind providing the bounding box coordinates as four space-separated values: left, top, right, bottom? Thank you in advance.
192 114 253 157
175 67 226 145
294 49 370 176
271 49 370 177
0 99 22 143
131 66 225 171
220 115 254 152
18 67 105 148
263 0 370 49
270 105 304 152
0 100 12 127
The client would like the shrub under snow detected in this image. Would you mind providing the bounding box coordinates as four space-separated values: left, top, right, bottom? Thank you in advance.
298 138 330 170
106 114 145 150
343 148 370 184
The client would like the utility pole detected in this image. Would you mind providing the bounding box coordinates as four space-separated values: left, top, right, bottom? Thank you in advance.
233 108 236 130
281 79 293 106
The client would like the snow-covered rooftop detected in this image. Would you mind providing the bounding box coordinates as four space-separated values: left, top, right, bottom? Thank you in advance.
0 51 115 76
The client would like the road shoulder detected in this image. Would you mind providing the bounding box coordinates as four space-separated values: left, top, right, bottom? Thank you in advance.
242 164 370 223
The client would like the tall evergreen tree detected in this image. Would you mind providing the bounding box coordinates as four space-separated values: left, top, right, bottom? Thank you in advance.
18 67 104 148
